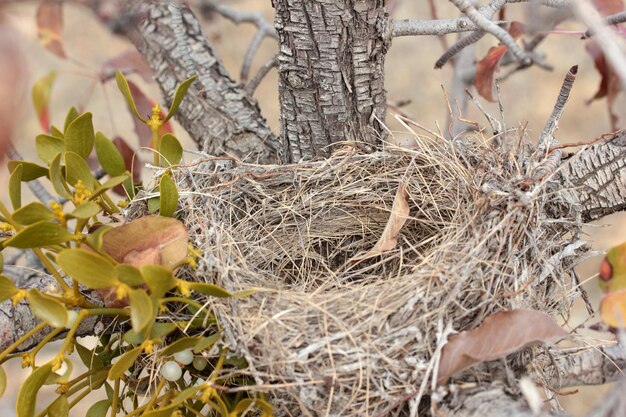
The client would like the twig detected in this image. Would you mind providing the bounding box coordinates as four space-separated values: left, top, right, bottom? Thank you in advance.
435 30 485 69
466 89 501 134
537 65 578 153
449 0 532 65
584 10 626 37
245 55 278 95
241 30 267 82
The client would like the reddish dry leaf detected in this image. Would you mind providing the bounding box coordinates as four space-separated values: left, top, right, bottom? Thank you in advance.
592 0 624 15
99 49 152 83
437 309 568 385
0 15 25 159
111 136 141 195
126 80 173 147
351 182 410 262
36 0 66 59
101 216 188 269
474 22 526 102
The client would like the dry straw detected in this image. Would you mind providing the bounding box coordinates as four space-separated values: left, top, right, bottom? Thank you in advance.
130 123 585 416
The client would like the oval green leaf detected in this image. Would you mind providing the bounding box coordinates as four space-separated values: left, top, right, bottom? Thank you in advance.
3 221 74 249
141 265 176 299
48 395 69 417
75 342 104 369
50 154 72 199
159 174 178 218
49 125 64 139
95 132 126 176
9 164 22 210
188 282 233 298
108 346 142 380
115 264 144 287
35 134 65 165
115 70 145 122
65 151 95 189
0 275 17 303
159 336 201 357
193 333 220 354
64 112 94 159
129 288 154 333
69 202 101 220
160 134 183 166
164 75 197 122
57 248 117 289
63 106 79 133
85 225 112 252
28 289 68 328
16 363 53 417
12 202 54 225
0 365 5 398
86 399 111 417
7 161 49 182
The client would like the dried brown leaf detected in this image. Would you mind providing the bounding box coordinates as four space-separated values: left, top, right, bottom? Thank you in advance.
351 182 410 262
36 0 66 59
585 41 622 129
437 309 568 385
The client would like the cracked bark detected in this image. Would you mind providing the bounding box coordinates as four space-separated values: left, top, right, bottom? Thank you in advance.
561 132 626 221
122 1 280 163
272 0 389 162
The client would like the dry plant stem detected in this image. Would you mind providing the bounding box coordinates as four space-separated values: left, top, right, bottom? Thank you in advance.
447 33 477 137
246 55 278 95
572 0 626 89
435 30 485 69
448 0 531 65
121 1 280 163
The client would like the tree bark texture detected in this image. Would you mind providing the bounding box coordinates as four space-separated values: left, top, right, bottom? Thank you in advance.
272 0 390 162
123 2 280 163
562 132 626 221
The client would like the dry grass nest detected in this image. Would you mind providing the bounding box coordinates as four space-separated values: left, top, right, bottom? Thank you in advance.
130 126 588 416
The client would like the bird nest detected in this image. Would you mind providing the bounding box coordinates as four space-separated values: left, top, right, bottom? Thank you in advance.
130 127 586 416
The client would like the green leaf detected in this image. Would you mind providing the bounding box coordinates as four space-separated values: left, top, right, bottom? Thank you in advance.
32 71 56 131
3 221 73 249
159 174 178 217
57 249 117 289
9 164 22 210
7 161 49 181
65 151 95 189
129 288 154 333
164 75 197 122
188 282 233 298
115 264 144 287
63 106 79 133
153 322 178 339
50 125 64 139
85 225 112 252
231 398 273 416
0 275 17 303
91 175 128 200
160 134 183 166
147 197 160 213
69 202 101 219
75 342 104 369
12 202 54 225
141 265 176 299
50 154 72 199
86 399 111 417
159 336 201 357
108 346 142 380
16 363 53 417
35 134 65 165
95 132 126 176
48 395 69 417
0 253 3 272
0 365 5 398
28 289 68 328
45 358 73 385
64 112 95 159
193 332 220 354
115 70 145 122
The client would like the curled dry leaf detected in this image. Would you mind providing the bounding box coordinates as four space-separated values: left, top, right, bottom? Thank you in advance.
36 0 66 59
351 182 410 262
474 22 525 102
0 15 25 159
437 309 568 385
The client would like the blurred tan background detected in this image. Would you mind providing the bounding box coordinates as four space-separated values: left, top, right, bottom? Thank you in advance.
0 1 624 415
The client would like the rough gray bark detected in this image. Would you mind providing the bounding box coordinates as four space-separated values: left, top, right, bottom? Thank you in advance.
272 0 389 162
562 132 626 221
122 1 280 163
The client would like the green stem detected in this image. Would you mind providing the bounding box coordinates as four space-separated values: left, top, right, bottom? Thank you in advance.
152 126 160 166
30 327 64 365
87 308 129 317
32 248 71 293
0 321 47 363
68 386 93 409
111 377 120 417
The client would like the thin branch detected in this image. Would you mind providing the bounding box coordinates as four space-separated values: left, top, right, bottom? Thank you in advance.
245 55 278 95
537 65 578 153
241 29 267 83
549 343 626 389
435 30 485 69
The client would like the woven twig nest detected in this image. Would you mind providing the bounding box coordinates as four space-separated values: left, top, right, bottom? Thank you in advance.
130 130 585 416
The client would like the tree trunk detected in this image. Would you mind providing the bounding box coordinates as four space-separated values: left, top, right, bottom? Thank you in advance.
272 0 390 162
